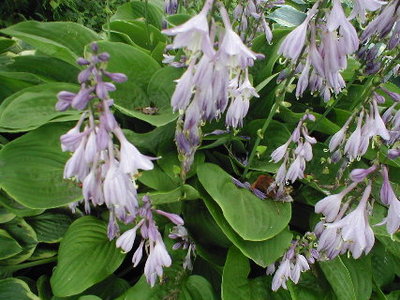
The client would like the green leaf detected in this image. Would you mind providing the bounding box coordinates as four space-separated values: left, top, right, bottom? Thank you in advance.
319 256 357 300
26 212 72 243
0 217 38 265
0 206 15 223
0 278 39 300
111 1 164 29
197 163 291 241
267 5 307 27
277 106 341 135
116 65 182 127
95 41 166 126
84 275 130 300
222 247 251 300
50 216 125 297
181 275 217 300
341 255 372 300
0 192 44 217
201 191 292 267
109 20 166 50
0 83 80 132
2 55 79 83
0 37 15 53
165 14 191 26
142 184 200 205
0 124 82 209
0 71 43 101
0 21 100 65
0 228 22 259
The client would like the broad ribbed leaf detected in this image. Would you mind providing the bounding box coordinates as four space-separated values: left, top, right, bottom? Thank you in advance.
111 1 163 29
0 83 79 132
0 217 38 264
0 124 82 208
319 257 357 300
0 278 39 300
201 191 292 267
1 21 100 65
50 216 125 297
197 163 291 241
26 212 72 243
0 228 22 260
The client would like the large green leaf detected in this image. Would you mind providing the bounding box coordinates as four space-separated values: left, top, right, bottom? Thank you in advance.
222 247 251 300
0 124 82 208
319 257 358 300
111 1 164 29
1 21 100 65
1 55 79 83
95 41 166 125
50 216 125 297
197 163 291 241
109 20 166 50
0 228 22 260
0 71 43 101
0 217 38 265
117 275 216 300
119 66 182 127
0 83 80 132
0 278 39 300
26 212 72 243
201 191 292 267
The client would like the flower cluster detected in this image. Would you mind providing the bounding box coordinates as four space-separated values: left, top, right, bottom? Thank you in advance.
56 43 155 237
268 233 318 291
270 113 316 198
162 0 262 174
278 0 372 101
116 195 184 286
328 92 394 162
233 0 279 43
169 224 196 270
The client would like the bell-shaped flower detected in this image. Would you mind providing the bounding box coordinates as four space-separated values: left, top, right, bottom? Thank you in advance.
218 6 258 68
144 236 172 287
372 99 390 140
116 220 144 252
272 259 291 291
114 127 154 175
315 182 357 222
63 137 89 181
344 111 363 160
286 156 305 183
350 165 377 182
103 161 138 218
162 0 212 53
56 91 76 111
225 95 250 128
388 148 400 159
380 166 397 205
171 63 194 111
271 139 291 163
326 183 374 259
350 0 386 22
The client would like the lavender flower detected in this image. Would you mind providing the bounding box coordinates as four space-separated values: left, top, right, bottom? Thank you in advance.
326 183 374 259
315 182 358 222
349 165 378 182
58 43 155 233
115 195 184 286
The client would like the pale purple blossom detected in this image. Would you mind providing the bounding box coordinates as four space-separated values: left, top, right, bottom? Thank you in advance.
388 148 400 159
350 165 378 182
326 183 374 259
380 166 397 205
162 0 213 53
315 182 358 222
